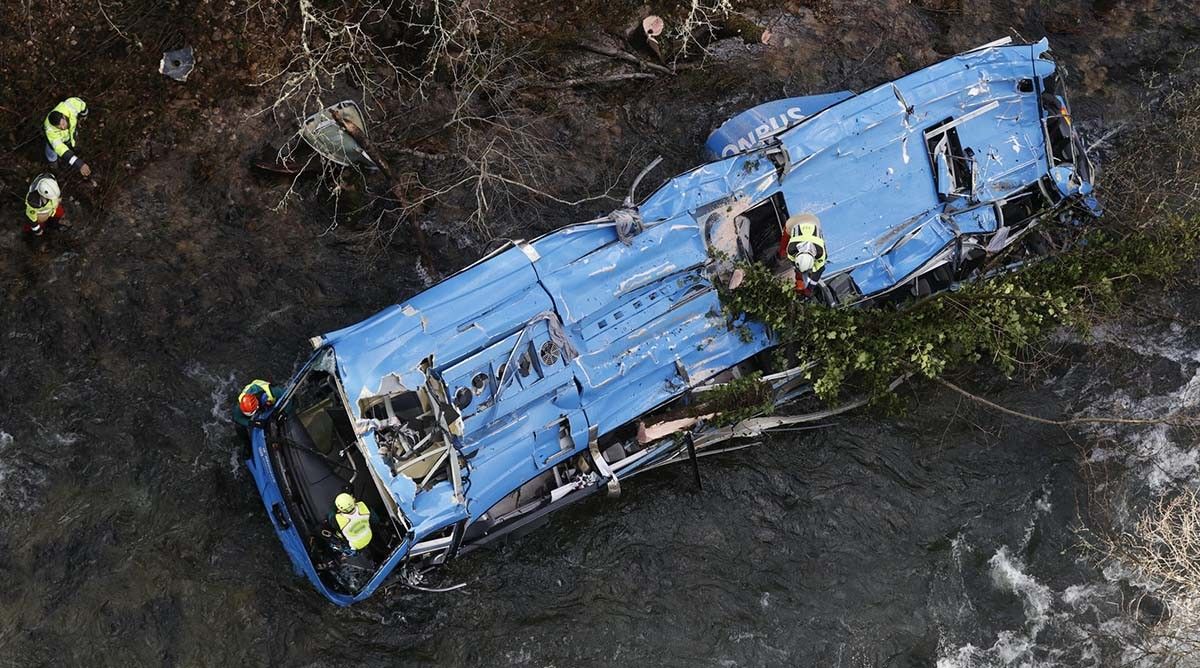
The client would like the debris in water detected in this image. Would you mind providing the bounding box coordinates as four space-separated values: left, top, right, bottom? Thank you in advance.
300 100 378 170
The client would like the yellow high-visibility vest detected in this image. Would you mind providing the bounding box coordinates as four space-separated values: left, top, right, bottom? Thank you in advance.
787 222 827 272
238 379 277 406
25 193 59 223
336 502 373 550
44 97 87 161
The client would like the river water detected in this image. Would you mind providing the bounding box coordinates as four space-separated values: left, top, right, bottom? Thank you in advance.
3 300 1195 666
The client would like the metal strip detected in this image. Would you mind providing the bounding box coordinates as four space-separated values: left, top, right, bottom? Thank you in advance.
963 37 1014 53
408 536 453 557
586 425 620 497
924 100 1002 140
517 240 540 262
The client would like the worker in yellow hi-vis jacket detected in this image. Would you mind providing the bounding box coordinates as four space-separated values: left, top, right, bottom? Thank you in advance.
44 97 92 177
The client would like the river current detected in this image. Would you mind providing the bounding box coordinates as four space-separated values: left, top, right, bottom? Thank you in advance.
2 304 1195 666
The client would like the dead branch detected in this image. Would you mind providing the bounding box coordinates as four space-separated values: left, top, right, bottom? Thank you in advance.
528 72 658 88
486 172 623 207
96 0 132 43
1086 122 1128 153
669 0 735 61
1082 487 1200 661
694 374 912 447
330 109 438 275
394 147 452 162
935 377 1198 428
254 0 404 119
254 0 637 254
575 40 673 75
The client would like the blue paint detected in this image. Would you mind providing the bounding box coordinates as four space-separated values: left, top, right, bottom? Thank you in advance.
704 91 856 160
247 38 1099 604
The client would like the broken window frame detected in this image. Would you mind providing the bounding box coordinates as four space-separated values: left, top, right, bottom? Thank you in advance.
1036 70 1091 174
277 348 413 534
738 192 792 264
924 113 987 201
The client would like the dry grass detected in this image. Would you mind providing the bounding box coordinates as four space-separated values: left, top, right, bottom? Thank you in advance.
1099 52 1200 227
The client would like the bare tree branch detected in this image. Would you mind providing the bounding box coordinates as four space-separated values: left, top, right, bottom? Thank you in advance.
935 377 1200 428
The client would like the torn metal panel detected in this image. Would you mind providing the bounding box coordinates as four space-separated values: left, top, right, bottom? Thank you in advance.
301 100 379 169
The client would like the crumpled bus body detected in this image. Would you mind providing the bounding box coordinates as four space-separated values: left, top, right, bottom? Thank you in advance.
245 38 1098 605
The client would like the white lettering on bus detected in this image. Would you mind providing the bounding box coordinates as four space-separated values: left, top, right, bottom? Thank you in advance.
720 106 806 158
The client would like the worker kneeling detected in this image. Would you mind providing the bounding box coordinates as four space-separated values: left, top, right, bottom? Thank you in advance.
333 493 373 553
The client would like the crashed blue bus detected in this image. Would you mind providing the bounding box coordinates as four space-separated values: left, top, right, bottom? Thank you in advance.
245 38 1099 605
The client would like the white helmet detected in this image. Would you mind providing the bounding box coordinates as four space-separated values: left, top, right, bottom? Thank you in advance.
794 252 815 273
35 176 60 202
787 212 821 229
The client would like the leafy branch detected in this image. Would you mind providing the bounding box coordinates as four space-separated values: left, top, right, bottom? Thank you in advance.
719 215 1200 405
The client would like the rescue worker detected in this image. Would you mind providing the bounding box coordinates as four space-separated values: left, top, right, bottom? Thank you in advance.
44 97 92 177
23 174 69 236
333 493 373 553
233 379 285 459
233 379 281 430
784 212 827 295
231 376 283 450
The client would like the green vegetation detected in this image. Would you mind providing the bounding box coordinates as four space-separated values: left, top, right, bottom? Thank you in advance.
720 215 1200 404
686 371 777 426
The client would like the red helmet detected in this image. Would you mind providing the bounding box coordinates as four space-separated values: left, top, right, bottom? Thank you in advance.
239 393 260 416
